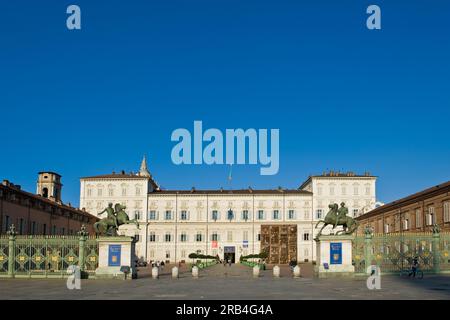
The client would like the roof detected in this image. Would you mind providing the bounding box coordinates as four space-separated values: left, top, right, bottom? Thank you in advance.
0 182 99 221
299 171 377 190
150 189 313 196
357 180 450 220
80 173 150 180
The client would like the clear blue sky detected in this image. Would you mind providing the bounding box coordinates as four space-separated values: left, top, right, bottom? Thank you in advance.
0 0 449 207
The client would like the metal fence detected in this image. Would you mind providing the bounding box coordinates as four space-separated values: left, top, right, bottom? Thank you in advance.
0 225 98 278
353 227 450 275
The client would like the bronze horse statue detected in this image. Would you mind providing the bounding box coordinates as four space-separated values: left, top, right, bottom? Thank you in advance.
94 203 140 236
315 203 358 238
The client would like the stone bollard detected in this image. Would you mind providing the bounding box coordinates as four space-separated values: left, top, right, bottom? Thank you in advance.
253 265 260 278
172 266 179 279
192 266 199 278
293 265 301 278
151 267 159 279
273 265 280 278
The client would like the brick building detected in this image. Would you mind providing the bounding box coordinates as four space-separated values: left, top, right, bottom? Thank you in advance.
356 180 450 234
0 172 98 235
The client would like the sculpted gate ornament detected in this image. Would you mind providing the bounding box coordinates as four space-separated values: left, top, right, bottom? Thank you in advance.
94 203 140 236
315 202 359 238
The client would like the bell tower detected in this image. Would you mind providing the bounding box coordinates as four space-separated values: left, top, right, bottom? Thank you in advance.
36 172 63 202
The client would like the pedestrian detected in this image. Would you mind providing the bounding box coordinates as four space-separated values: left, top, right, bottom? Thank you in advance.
228 259 232 267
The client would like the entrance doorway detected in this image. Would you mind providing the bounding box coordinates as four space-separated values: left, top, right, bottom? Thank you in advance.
224 246 236 263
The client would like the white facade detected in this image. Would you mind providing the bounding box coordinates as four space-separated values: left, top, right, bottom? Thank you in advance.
80 162 378 264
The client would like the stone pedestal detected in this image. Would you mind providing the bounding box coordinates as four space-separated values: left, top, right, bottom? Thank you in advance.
95 237 137 280
314 235 355 278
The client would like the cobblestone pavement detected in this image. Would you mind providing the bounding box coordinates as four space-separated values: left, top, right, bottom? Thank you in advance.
1 263 450 300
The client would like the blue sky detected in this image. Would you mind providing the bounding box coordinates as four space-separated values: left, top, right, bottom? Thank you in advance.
0 0 449 206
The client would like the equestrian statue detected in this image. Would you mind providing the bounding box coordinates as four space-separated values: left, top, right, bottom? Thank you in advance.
94 203 140 236
315 202 358 238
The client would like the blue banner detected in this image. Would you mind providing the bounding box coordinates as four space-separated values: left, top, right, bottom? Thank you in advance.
330 242 342 265
108 244 121 267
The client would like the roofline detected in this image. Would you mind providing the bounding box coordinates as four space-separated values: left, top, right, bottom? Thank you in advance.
0 183 99 220
150 189 313 195
357 180 450 220
299 175 378 190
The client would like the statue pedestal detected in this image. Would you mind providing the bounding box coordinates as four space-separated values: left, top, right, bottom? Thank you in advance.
95 237 137 280
314 235 355 278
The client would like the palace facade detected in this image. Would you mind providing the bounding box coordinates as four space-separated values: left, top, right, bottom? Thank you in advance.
79 157 378 263
356 181 450 234
1 172 98 235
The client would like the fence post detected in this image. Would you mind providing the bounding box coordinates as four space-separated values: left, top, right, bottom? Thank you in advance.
78 225 88 274
7 224 17 278
432 224 441 274
364 226 374 275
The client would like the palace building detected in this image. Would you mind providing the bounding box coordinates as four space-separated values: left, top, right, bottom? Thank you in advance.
0 172 98 235
356 180 450 234
79 157 378 263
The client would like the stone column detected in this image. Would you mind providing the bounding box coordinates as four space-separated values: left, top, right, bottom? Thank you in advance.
364 230 373 275
7 225 17 279
78 225 88 274
432 225 441 274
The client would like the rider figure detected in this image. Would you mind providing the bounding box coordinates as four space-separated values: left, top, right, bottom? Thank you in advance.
98 203 119 229
335 202 348 229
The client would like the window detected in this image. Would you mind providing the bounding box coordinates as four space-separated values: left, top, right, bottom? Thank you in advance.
180 233 188 242
243 231 249 241
108 188 114 196
31 221 36 235
122 188 127 196
196 233 203 242
242 210 249 221
180 210 188 221
136 187 141 196
227 231 233 241
149 250 155 258
273 210 280 220
365 185 371 195
149 232 156 242
134 211 141 220
212 210 218 221
87 188 93 197
329 186 335 196
258 210 265 220
288 210 295 220
415 209 422 228
227 210 234 221
165 233 172 242
426 207 435 226
444 202 450 223
52 225 57 235
352 209 359 217
353 185 359 195
43 223 47 235
303 233 310 241
211 233 219 241
165 210 172 220
181 250 186 258
19 218 24 235
148 210 157 220
317 185 323 195
403 219 409 231
257 233 261 241
384 224 390 233
316 209 323 219
166 251 170 259
341 185 347 195
97 188 103 197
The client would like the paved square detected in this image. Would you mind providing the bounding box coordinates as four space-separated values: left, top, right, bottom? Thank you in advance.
1 264 450 300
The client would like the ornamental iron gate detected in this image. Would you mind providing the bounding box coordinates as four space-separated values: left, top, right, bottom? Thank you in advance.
353 226 450 275
0 225 98 278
